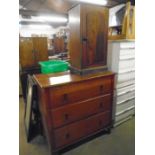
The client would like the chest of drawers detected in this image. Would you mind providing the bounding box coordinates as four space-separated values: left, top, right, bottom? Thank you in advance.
108 41 135 126
33 71 114 155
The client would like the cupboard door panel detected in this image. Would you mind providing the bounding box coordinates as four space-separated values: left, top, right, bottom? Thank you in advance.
82 6 108 68
32 37 48 64
19 38 35 68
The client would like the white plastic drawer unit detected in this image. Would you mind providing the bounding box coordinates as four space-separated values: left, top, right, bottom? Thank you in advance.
117 71 135 83
116 84 135 103
120 42 135 49
115 107 135 123
116 84 135 95
116 80 135 89
116 98 135 114
117 90 135 104
118 58 135 72
120 49 135 60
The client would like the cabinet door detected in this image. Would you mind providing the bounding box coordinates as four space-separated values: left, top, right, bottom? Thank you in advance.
19 38 35 68
32 37 48 64
82 6 108 67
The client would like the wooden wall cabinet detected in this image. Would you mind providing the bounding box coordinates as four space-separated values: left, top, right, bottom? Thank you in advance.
19 37 48 69
68 4 109 74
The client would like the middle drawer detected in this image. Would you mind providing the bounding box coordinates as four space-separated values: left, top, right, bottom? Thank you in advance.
51 94 112 128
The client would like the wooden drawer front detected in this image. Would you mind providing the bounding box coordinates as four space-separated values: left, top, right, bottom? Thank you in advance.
86 111 111 135
49 77 112 108
51 94 111 128
54 111 110 148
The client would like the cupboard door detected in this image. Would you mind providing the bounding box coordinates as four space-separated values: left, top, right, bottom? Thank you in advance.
19 38 35 68
32 37 48 64
82 6 108 68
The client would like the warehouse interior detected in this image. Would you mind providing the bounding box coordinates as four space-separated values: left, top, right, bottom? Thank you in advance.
19 0 135 155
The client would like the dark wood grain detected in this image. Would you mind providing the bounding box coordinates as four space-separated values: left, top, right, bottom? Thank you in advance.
33 71 114 88
51 94 111 128
68 4 109 73
48 76 112 108
34 71 114 155
19 38 35 68
19 37 48 69
68 4 82 69
54 111 110 148
32 37 48 64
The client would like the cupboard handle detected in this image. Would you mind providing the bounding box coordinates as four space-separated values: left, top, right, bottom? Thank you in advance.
82 37 88 42
65 133 70 139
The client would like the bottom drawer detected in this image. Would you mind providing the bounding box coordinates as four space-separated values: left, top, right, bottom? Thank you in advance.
116 98 135 114
115 107 135 123
54 111 111 148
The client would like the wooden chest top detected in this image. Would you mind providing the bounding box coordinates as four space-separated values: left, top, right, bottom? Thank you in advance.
33 71 114 88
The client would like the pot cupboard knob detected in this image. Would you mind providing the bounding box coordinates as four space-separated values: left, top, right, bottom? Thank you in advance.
99 102 103 108
63 94 68 103
64 114 69 120
100 85 104 93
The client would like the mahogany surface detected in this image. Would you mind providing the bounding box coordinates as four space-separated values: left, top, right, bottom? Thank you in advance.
68 4 109 73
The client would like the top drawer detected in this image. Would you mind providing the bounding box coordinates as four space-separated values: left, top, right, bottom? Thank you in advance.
120 42 135 49
48 76 113 108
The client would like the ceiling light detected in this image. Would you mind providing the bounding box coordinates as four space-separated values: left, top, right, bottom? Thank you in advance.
19 15 68 23
27 24 52 29
39 16 68 23
68 0 107 6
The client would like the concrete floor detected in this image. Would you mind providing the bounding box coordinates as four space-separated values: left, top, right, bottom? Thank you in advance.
19 97 135 155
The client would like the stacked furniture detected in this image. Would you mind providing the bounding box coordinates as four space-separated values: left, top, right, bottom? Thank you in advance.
19 37 48 102
32 4 115 155
19 37 48 69
33 71 114 155
108 40 135 126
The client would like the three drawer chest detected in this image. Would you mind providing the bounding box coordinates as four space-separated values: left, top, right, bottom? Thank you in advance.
33 71 114 155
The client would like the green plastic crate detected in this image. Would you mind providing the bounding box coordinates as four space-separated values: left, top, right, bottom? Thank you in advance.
39 60 69 74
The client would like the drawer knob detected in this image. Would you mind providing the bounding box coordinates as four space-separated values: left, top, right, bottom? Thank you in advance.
65 133 70 139
64 114 69 120
99 120 102 126
99 102 103 108
63 94 68 103
100 85 104 93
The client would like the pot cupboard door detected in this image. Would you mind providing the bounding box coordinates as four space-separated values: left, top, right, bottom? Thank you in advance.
19 38 35 68
83 7 108 68
32 37 48 65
